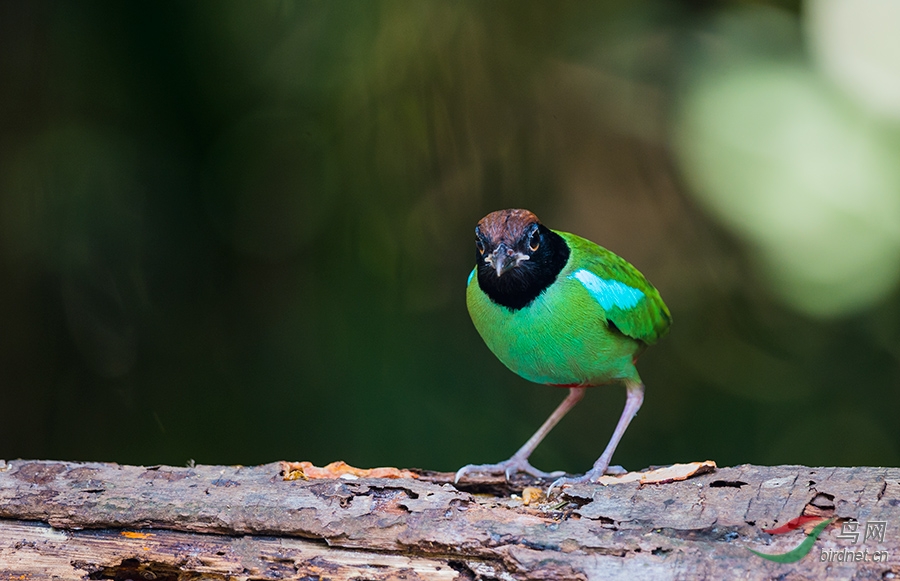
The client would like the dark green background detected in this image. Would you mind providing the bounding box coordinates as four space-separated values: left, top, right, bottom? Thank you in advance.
1 1 897 473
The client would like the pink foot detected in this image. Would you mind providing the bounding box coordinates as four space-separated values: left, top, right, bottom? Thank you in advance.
547 464 627 496
454 457 565 483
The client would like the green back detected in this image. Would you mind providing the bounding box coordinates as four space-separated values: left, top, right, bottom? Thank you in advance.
558 231 671 345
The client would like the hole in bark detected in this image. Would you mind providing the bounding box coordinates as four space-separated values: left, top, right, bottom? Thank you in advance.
449 498 471 511
594 516 618 529
651 547 671 556
809 492 835 510
560 494 591 509
88 558 229 581
709 480 747 488
447 560 478 581
357 487 419 514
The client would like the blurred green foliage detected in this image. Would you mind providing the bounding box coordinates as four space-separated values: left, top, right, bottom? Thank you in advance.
0 1 898 472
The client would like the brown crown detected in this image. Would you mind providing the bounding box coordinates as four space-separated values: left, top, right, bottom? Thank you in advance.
476 209 540 244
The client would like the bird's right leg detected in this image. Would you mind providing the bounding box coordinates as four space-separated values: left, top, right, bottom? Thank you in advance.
455 387 585 482
547 378 643 495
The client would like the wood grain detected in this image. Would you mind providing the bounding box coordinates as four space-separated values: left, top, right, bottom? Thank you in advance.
1 459 898 580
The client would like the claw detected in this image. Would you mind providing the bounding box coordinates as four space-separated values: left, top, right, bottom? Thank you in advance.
547 474 585 497
547 465 618 496
453 458 564 484
455 463 487 484
547 477 565 497
454 464 475 484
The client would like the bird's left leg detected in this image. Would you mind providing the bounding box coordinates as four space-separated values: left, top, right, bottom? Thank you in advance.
455 387 585 483
548 378 644 494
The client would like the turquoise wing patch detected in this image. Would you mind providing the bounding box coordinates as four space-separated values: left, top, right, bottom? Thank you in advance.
467 267 476 286
570 268 644 310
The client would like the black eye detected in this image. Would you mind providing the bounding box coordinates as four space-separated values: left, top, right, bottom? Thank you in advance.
476 238 485 255
529 229 540 252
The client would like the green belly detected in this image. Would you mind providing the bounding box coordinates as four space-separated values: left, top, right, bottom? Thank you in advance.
466 271 640 386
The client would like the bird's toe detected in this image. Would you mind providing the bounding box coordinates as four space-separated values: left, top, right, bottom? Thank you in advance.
453 464 480 483
547 465 622 496
454 458 563 483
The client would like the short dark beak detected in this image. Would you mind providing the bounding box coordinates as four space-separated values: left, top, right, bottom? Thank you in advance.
490 244 517 277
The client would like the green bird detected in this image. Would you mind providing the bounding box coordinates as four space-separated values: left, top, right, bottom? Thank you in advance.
456 209 671 490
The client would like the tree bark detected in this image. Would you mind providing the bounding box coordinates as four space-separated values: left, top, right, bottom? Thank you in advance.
0 459 897 580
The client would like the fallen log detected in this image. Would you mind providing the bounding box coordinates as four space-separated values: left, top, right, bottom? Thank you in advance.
0 459 897 580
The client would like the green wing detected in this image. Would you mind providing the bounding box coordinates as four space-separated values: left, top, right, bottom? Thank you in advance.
558 231 671 345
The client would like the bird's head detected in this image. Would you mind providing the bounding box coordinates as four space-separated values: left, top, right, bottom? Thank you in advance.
473 209 570 310
475 209 543 278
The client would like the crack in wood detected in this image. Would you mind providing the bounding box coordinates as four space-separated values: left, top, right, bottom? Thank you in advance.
1 461 899 580
709 480 748 488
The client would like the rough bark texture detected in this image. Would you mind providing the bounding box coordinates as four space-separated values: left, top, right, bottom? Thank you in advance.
0 459 898 580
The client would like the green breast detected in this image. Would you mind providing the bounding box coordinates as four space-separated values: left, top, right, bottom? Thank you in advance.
466 256 643 387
